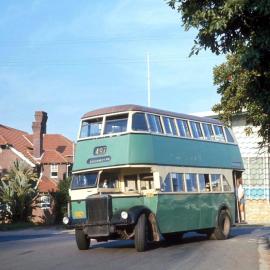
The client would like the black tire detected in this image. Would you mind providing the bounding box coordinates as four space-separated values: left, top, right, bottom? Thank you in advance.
134 213 149 252
75 229 90 250
163 232 183 243
210 210 231 240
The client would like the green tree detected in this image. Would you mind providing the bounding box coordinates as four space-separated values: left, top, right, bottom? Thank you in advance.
53 177 71 223
0 160 38 222
167 0 270 148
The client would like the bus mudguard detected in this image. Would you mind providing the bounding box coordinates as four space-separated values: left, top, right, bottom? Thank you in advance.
111 205 151 225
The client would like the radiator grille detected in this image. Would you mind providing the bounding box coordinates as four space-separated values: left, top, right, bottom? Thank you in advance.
86 195 112 225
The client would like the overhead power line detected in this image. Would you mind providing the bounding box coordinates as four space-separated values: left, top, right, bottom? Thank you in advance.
0 54 222 67
0 33 194 48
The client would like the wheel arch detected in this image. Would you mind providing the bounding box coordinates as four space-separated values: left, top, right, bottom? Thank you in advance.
111 205 161 241
215 203 233 225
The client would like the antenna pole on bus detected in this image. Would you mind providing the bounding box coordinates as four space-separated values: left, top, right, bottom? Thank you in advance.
147 52 151 107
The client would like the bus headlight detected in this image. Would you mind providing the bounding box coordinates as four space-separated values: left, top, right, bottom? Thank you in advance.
63 216 70 225
121 211 128 220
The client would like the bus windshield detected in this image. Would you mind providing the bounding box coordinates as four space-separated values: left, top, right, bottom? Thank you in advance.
71 172 98 189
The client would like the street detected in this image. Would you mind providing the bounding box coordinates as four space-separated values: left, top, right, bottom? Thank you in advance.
0 226 269 270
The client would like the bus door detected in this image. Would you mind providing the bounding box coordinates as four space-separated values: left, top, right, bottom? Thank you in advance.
233 171 241 223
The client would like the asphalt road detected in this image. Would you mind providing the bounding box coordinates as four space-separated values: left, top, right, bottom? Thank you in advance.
0 226 269 270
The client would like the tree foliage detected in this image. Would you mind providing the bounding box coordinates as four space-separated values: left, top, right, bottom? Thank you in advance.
0 160 38 222
168 0 270 148
52 177 71 223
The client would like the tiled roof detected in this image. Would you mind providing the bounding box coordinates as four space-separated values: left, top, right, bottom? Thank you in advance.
41 150 67 163
38 176 58 193
43 134 73 158
0 124 73 165
0 134 8 145
0 125 35 164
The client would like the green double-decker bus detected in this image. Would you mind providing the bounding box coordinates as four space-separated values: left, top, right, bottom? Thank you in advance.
63 105 244 252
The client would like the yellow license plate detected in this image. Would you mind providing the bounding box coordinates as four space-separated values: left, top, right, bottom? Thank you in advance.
74 211 85 218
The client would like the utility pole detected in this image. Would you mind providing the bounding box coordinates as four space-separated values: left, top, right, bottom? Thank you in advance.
147 52 151 107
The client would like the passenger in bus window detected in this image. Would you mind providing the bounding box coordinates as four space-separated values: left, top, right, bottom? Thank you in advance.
199 174 210 192
236 173 246 223
103 179 108 188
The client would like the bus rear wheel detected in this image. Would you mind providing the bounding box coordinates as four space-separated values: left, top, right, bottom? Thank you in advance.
210 210 231 240
135 213 149 252
75 229 90 250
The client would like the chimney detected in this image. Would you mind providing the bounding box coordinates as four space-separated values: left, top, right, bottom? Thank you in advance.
32 111 48 158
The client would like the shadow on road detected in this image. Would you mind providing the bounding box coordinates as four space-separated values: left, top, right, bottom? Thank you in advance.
90 226 270 251
91 234 209 251
0 234 56 243
230 226 270 238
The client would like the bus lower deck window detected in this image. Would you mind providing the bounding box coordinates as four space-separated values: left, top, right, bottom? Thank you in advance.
211 174 222 191
185 173 198 192
171 173 184 192
222 176 231 191
139 173 153 190
124 175 138 191
199 174 211 192
99 173 118 188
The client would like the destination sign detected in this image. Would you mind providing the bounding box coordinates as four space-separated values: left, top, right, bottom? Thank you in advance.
87 156 111 164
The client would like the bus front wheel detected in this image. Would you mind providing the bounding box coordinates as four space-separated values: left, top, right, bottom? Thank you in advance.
210 210 231 240
134 213 149 252
75 229 90 250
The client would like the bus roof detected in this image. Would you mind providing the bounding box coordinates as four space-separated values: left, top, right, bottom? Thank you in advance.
82 104 223 125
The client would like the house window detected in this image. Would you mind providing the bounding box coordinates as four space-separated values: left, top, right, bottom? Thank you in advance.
50 164 58 178
40 195 51 209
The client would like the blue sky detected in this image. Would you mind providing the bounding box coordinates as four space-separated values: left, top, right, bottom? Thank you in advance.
0 0 224 140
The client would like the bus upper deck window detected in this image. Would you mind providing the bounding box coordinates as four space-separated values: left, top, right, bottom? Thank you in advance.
202 123 215 140
190 121 204 139
80 118 103 138
176 119 191 137
224 127 235 143
132 113 148 131
163 117 177 136
147 114 163 134
104 114 128 134
213 125 225 142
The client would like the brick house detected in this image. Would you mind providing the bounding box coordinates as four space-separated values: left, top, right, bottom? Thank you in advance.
0 111 74 223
